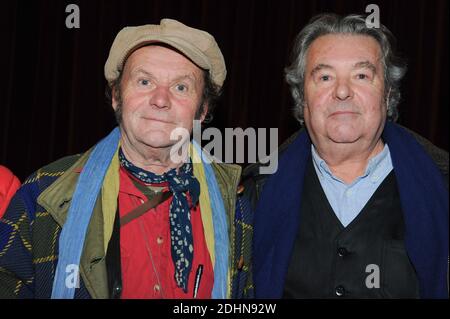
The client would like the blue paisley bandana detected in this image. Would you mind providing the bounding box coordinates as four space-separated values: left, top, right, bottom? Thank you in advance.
118 148 200 293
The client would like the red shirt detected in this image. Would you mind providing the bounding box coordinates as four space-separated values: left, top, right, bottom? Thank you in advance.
0 165 21 218
118 167 214 299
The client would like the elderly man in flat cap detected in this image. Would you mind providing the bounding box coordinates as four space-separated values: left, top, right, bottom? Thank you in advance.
0 19 253 299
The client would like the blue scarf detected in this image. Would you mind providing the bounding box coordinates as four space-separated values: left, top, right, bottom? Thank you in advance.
119 148 200 292
51 127 120 298
193 141 229 299
253 122 448 299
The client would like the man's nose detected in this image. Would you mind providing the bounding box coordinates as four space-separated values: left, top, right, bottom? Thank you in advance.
149 86 171 109
333 79 354 101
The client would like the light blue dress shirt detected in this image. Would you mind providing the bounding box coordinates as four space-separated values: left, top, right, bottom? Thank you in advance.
311 144 393 227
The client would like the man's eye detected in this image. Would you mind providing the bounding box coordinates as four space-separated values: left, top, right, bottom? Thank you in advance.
357 73 368 80
320 75 331 81
139 79 150 86
175 84 187 92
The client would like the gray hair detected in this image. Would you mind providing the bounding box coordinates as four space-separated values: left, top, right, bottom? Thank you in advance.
285 13 407 125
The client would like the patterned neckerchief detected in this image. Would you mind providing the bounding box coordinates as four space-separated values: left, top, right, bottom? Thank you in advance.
118 148 200 293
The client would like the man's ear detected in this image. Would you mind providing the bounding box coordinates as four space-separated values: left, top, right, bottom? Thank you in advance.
199 103 209 123
111 86 118 111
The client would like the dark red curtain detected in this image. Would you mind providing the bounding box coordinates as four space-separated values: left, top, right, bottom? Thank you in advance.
1 0 448 180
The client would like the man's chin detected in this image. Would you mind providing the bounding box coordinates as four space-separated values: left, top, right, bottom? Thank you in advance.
137 132 174 149
327 130 361 144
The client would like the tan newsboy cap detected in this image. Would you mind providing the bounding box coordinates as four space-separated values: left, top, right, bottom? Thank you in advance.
104 18 226 88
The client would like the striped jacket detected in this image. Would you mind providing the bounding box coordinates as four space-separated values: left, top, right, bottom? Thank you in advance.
0 149 254 298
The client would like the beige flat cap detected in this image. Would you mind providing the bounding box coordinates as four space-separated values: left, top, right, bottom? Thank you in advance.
104 18 226 88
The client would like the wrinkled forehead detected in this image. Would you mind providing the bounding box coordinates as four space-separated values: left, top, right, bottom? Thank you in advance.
306 34 383 70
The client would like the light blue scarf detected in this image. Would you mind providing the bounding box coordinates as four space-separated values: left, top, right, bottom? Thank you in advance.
51 127 120 298
193 141 229 299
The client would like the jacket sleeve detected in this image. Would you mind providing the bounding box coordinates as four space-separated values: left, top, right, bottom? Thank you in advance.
0 186 36 298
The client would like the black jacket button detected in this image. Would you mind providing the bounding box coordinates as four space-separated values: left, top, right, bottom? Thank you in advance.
337 247 348 257
335 285 346 297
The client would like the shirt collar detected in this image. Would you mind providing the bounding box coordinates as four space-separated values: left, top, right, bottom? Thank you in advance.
365 143 392 184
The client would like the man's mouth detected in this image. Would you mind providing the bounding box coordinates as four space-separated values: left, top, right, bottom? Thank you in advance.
329 111 358 117
141 117 171 124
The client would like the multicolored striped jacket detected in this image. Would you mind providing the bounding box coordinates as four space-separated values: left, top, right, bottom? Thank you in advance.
0 149 254 299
